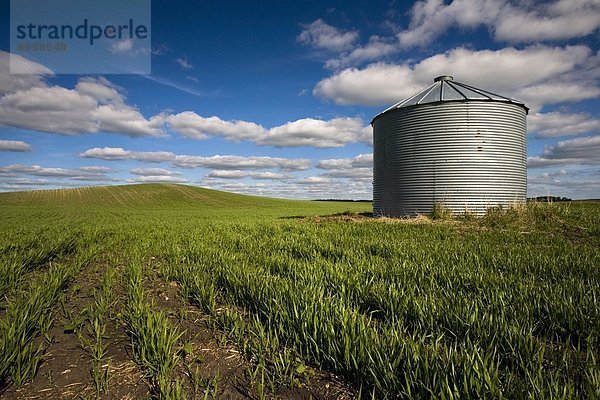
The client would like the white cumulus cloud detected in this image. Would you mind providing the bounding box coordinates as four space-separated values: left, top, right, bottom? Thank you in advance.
1 52 372 149
314 45 594 107
172 155 310 171
297 19 359 52
262 117 371 147
130 167 180 176
206 170 293 180
0 164 117 182
325 36 398 70
128 175 189 183
80 147 175 163
527 135 600 168
397 0 600 48
297 176 334 185
1 52 52 94
0 52 167 137
167 112 371 148
167 112 264 141
80 147 311 171
528 112 600 138
316 153 373 179
0 140 32 152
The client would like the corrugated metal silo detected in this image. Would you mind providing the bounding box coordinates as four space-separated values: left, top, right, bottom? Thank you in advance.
372 75 528 217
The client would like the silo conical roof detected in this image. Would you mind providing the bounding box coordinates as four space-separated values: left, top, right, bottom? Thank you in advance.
373 75 528 124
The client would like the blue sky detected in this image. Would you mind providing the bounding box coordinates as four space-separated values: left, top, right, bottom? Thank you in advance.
1 0 599 199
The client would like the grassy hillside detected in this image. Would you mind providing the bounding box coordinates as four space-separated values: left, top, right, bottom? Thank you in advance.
0 183 371 217
0 183 324 208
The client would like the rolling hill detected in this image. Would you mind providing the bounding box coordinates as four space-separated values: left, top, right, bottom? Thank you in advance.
0 183 371 216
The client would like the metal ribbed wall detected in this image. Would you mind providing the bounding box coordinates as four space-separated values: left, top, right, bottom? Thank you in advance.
373 101 527 216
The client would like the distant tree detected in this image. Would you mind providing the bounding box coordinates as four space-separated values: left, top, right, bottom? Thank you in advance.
528 196 572 202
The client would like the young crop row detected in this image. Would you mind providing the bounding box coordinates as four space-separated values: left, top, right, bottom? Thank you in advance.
77 265 118 397
0 231 78 297
156 217 599 399
124 261 185 398
0 247 96 388
123 257 228 400
161 261 312 399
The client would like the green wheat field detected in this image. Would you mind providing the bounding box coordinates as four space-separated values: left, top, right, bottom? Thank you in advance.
0 183 598 399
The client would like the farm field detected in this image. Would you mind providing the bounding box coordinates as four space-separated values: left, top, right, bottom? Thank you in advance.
0 183 598 399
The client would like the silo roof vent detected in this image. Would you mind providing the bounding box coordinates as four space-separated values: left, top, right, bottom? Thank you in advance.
434 75 453 82
373 75 529 123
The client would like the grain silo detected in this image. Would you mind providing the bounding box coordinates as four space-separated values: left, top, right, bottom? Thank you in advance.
372 75 528 217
